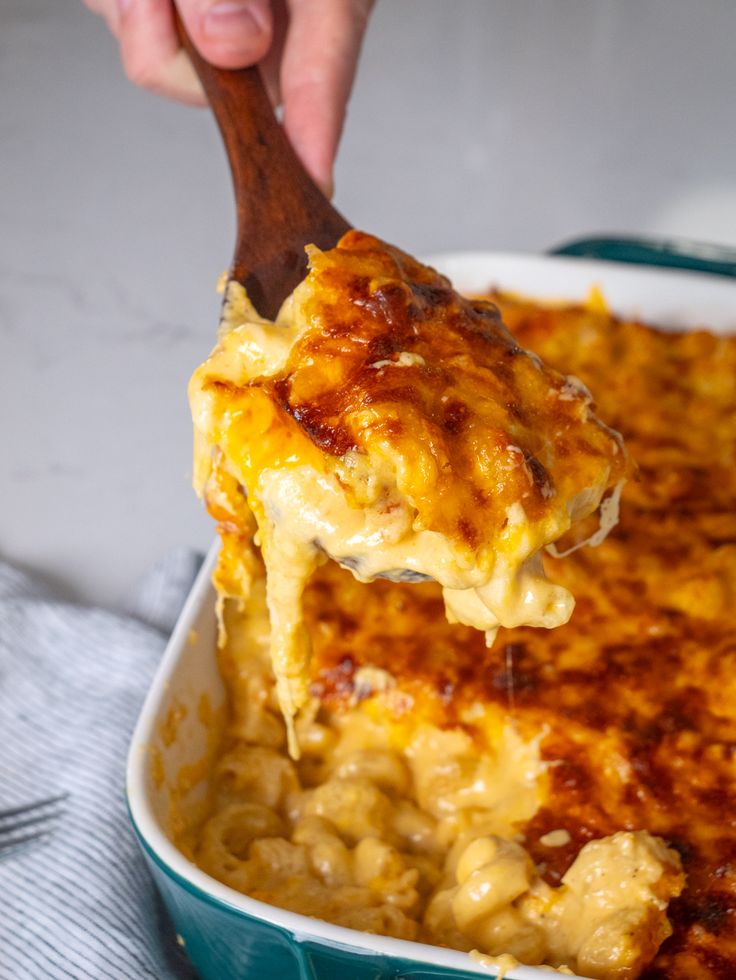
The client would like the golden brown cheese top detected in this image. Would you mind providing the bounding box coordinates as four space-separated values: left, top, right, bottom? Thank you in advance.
265 230 627 550
296 294 736 979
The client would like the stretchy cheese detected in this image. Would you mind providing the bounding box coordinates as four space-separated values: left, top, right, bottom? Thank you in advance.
190 233 627 750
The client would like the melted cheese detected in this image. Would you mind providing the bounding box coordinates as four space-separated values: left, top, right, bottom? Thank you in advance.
190 233 627 752
191 576 684 978
183 292 736 978
463 830 683 978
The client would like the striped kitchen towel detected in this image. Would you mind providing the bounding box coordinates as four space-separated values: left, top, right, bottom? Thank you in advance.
0 550 203 980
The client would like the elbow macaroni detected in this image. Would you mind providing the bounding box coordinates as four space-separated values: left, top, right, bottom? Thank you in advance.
192 585 683 978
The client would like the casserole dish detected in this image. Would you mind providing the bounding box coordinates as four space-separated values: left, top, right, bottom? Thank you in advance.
127 243 736 980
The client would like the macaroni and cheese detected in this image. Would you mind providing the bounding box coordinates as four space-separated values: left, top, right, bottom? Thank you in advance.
183 287 736 977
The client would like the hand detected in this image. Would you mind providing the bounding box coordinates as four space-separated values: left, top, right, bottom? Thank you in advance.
83 0 374 194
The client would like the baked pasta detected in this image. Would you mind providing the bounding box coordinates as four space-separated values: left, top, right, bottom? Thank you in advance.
189 233 627 749
188 291 736 979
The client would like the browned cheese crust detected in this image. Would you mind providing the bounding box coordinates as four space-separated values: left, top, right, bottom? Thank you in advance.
265 230 627 550
302 293 736 979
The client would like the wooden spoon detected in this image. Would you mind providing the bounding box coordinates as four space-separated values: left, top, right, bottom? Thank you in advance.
176 16 350 319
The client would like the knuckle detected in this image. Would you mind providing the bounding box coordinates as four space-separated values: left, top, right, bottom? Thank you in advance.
122 51 161 90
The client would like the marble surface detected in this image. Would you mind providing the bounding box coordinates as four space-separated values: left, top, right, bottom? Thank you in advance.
3 0 736 607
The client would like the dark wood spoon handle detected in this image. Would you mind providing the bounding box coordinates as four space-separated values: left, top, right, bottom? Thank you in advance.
176 15 350 318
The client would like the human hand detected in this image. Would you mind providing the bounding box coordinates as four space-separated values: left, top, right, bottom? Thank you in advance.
83 0 374 194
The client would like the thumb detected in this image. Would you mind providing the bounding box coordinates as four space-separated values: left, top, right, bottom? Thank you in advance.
176 0 274 68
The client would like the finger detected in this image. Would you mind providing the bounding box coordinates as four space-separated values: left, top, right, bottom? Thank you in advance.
118 0 206 105
257 0 288 108
281 0 373 196
176 0 274 69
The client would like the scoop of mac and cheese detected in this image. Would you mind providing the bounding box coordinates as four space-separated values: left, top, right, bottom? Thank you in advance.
190 232 627 748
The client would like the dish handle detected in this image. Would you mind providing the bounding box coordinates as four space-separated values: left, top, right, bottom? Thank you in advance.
550 235 736 279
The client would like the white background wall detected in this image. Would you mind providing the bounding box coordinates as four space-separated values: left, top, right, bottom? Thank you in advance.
2 0 735 605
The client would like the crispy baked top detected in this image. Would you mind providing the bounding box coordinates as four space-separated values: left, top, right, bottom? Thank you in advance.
302 293 736 978
268 231 627 548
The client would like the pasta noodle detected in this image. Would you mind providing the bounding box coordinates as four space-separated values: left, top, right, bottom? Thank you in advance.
193 599 684 976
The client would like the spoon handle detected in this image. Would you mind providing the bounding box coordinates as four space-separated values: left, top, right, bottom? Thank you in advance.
176 15 350 318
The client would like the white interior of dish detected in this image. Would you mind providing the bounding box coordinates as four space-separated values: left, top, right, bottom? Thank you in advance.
427 251 736 332
127 253 736 980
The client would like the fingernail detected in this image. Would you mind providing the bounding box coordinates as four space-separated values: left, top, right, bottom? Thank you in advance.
203 1 267 39
116 0 132 15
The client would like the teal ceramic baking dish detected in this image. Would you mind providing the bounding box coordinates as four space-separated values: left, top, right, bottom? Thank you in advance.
126 243 736 980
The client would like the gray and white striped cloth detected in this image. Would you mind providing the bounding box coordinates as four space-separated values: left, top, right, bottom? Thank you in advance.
0 550 203 980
